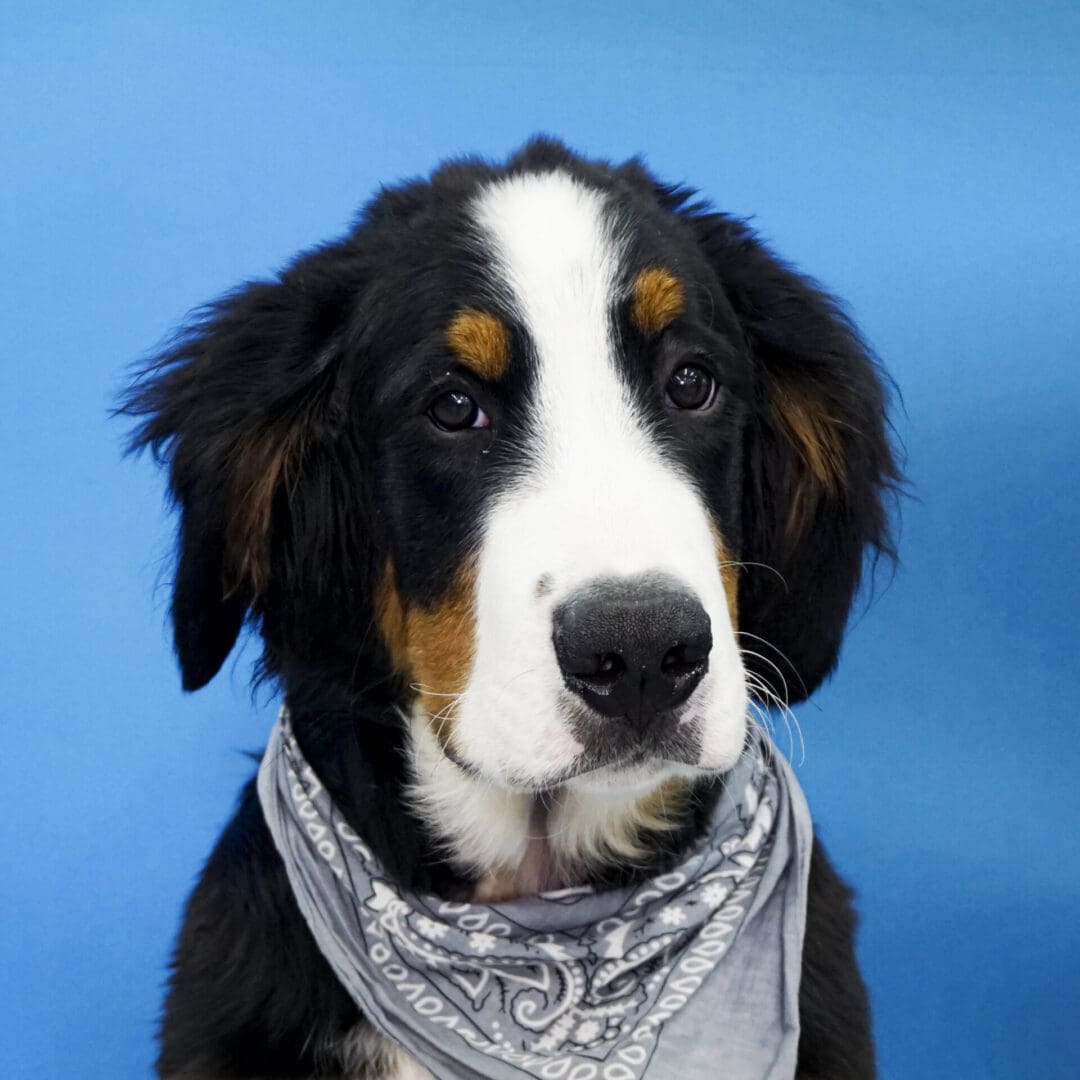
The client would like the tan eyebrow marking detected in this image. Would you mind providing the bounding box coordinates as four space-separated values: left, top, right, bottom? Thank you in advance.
445 308 511 380
630 267 686 336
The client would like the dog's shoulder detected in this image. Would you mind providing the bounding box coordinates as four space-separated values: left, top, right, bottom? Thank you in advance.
797 838 877 1080
157 778 361 1077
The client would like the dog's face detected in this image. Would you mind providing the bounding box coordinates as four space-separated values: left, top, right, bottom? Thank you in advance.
128 139 896 805
374 171 751 795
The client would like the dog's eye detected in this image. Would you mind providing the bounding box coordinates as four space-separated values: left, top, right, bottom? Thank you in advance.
665 364 716 410
428 390 490 431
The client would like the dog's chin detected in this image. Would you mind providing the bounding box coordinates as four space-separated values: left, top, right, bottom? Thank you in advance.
472 756 690 800
561 758 689 796
492 731 745 798
557 741 745 797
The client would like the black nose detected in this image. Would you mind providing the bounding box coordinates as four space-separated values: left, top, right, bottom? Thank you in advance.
551 575 712 726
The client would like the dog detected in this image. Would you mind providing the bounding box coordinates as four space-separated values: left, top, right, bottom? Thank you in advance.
126 137 898 1079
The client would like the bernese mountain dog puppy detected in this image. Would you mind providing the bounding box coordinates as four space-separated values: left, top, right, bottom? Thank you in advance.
126 137 898 1079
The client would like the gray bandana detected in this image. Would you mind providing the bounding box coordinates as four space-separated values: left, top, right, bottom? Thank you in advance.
258 708 813 1079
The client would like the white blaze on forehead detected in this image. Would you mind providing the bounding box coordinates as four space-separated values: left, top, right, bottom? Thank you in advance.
471 170 621 352
471 172 654 475
470 170 717 591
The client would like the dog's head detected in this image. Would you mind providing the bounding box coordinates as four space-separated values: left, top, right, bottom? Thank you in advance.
127 138 897 800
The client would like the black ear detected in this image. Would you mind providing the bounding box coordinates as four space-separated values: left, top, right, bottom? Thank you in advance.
682 209 901 702
123 259 354 691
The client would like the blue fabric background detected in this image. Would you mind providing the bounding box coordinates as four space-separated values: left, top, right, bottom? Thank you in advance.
2 3 1078 1077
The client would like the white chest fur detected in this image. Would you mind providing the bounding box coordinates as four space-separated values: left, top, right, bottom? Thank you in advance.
331 1022 434 1080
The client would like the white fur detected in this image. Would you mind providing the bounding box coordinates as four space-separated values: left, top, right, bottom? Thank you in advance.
408 714 702 877
327 1022 433 1079
391 1057 435 1080
408 170 749 875
408 711 532 872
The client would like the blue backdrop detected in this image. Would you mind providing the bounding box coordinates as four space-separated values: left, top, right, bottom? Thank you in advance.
3 3 1078 1077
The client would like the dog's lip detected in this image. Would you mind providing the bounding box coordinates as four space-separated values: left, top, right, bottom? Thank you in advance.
555 747 654 781
437 705 712 791
503 747 702 793
442 743 662 792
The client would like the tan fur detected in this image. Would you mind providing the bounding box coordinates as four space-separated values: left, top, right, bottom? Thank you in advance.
630 267 685 336
709 525 740 628
552 777 686 868
226 410 312 597
376 560 478 747
637 776 692 833
445 308 510 380
770 376 846 538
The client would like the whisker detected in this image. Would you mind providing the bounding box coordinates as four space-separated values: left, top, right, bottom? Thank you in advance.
744 670 806 766
734 630 808 699
717 560 789 590
739 648 793 706
409 683 462 699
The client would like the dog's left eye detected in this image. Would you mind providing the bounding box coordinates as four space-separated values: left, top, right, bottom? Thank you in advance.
428 390 490 431
665 364 717 410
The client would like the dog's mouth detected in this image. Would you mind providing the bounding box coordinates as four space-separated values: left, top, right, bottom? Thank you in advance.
438 697 713 792
485 721 708 794
519 700 708 791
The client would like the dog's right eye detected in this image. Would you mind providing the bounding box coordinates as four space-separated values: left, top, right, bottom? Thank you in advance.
665 363 717 411
427 390 490 432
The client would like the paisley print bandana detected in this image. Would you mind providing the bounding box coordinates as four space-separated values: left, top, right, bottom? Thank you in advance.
258 707 813 1079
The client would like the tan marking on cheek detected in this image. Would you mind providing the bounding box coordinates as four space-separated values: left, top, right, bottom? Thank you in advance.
630 267 685 337
375 561 409 672
375 559 477 749
445 308 510 380
708 522 740 629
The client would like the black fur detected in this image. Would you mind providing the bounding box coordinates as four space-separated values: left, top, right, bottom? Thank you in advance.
125 137 896 1078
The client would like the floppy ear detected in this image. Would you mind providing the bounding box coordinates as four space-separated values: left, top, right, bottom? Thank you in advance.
683 210 900 702
123 261 354 691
